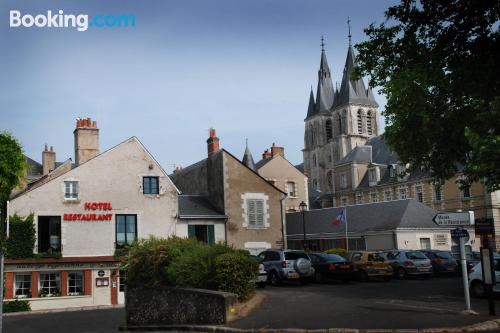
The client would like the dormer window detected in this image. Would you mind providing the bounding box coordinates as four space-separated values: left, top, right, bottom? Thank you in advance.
389 165 396 178
368 167 380 186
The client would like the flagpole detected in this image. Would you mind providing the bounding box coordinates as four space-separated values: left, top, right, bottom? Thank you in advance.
345 207 348 251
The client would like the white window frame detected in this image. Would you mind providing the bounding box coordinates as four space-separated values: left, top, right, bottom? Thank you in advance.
64 180 79 201
434 184 443 202
68 271 84 296
39 272 61 297
370 192 379 203
14 273 31 299
340 196 348 206
355 192 363 205
384 189 393 202
286 181 296 198
399 186 408 199
241 193 269 229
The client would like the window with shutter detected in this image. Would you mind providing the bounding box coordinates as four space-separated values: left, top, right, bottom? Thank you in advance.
247 199 265 227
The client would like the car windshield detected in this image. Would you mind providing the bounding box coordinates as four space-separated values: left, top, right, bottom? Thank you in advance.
321 254 346 262
436 251 452 259
368 253 385 262
285 252 308 260
406 251 427 260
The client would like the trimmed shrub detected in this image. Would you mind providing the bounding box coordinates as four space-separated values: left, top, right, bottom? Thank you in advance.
325 248 348 258
3 299 31 313
125 236 197 288
6 214 35 259
215 251 258 300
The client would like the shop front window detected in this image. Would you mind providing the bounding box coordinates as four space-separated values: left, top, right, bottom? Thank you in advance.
116 215 137 248
15 273 31 298
39 272 60 297
38 216 61 253
68 272 84 296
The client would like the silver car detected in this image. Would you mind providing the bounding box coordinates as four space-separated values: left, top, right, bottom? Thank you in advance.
258 249 314 286
380 250 433 279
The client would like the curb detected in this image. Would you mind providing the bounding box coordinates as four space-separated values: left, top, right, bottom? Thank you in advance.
4 304 124 317
119 319 500 333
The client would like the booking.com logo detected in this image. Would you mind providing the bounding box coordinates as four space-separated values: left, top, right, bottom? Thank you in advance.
9 10 136 32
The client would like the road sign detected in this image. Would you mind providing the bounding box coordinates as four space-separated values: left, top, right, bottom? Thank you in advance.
451 228 470 242
433 211 474 226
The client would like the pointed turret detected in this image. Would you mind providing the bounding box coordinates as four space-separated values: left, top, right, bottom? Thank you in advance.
242 140 256 171
315 37 335 114
338 44 379 107
306 87 315 118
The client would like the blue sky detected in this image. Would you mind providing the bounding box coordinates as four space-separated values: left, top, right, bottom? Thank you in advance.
0 0 396 171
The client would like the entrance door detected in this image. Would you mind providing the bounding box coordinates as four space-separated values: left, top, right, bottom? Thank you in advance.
118 270 126 304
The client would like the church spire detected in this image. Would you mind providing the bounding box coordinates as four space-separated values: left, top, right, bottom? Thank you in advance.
242 139 256 171
314 36 335 114
306 86 315 118
338 22 379 107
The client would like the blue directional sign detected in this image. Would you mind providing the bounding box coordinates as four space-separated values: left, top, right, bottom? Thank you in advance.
451 228 469 239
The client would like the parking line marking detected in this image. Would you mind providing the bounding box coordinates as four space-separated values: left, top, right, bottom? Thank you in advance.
374 301 460 314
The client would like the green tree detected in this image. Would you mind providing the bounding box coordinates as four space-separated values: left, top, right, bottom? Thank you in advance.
0 132 26 237
355 0 500 191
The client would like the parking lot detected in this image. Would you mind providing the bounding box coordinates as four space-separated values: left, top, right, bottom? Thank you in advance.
5 275 500 332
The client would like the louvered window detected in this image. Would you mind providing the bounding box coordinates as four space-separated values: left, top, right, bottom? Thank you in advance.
247 199 265 227
325 119 333 141
357 110 363 134
367 111 373 135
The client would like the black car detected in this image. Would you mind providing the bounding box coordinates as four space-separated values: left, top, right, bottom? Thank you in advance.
421 250 458 275
308 252 356 283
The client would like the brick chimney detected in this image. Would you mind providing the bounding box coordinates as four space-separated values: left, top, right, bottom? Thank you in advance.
74 117 99 166
262 149 272 160
207 128 220 157
271 143 285 158
42 144 56 175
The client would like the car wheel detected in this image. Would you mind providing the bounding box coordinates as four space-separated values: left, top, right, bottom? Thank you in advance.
314 271 325 283
358 270 369 282
470 280 485 298
268 271 280 286
396 268 407 280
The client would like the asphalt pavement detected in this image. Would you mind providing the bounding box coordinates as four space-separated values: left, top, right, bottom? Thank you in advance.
4 275 500 332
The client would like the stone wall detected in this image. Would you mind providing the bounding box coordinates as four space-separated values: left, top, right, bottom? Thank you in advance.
126 286 237 326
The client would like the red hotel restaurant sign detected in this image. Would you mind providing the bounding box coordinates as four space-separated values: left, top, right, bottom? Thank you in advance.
63 202 113 221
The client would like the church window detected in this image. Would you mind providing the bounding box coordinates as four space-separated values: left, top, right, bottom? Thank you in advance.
325 119 333 141
313 154 317 167
357 110 363 134
327 171 333 189
367 111 373 135
342 110 348 134
337 114 342 136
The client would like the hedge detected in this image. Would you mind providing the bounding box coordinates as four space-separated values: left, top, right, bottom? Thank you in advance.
6 214 35 259
125 236 258 299
215 252 258 300
3 299 31 313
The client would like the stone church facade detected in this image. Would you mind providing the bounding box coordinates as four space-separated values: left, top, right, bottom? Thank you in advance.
303 40 379 193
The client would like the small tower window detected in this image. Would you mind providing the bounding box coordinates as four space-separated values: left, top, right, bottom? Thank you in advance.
367 111 373 135
337 114 342 135
313 154 317 167
327 171 333 189
325 119 333 141
357 110 363 134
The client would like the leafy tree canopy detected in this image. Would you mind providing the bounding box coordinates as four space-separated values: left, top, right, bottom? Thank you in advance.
0 132 26 229
355 0 500 191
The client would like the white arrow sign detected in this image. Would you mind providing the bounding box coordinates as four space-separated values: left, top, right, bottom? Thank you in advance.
433 211 474 226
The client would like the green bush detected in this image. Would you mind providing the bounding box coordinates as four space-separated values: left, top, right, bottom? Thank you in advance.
3 299 31 313
125 236 197 288
6 214 35 259
215 252 258 301
325 248 348 258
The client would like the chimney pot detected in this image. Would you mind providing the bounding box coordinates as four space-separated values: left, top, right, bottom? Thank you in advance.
42 144 56 175
74 117 99 166
207 128 220 157
271 143 285 158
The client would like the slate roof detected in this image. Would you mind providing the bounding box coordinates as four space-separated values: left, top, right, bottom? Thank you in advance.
242 144 256 171
286 199 446 238
178 195 227 219
294 163 304 173
339 145 372 164
255 157 272 170
306 89 316 119
336 45 378 108
366 137 398 165
24 156 43 182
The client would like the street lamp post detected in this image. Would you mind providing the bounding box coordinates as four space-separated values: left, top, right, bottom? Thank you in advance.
299 201 307 250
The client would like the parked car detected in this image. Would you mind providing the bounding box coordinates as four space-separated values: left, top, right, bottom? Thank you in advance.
250 255 268 288
421 250 458 275
468 253 500 297
308 252 356 283
257 249 314 286
346 251 393 282
380 250 433 279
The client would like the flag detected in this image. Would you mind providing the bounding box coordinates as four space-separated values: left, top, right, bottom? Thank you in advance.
333 208 346 226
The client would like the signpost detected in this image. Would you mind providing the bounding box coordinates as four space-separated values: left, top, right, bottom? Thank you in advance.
434 211 474 312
